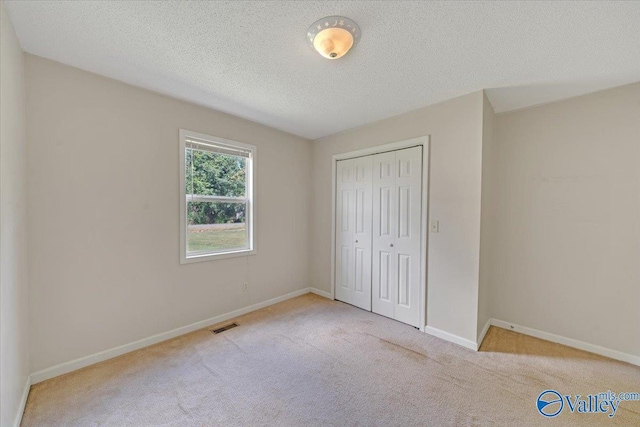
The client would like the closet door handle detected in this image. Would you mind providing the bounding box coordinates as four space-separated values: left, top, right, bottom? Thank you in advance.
389 243 394 247
355 240 359 243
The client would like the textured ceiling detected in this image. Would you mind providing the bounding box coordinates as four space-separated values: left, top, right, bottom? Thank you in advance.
5 1 640 139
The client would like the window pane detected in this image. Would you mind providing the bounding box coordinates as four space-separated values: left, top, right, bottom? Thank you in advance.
185 148 246 198
187 201 247 253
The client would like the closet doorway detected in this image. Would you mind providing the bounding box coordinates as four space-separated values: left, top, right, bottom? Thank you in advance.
331 137 429 329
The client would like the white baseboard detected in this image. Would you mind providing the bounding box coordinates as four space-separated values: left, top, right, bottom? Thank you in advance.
491 319 640 367
30 287 316 384
477 318 491 349
424 326 478 351
309 287 332 299
13 375 31 427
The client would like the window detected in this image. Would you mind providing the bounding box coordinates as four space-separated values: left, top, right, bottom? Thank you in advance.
179 130 256 263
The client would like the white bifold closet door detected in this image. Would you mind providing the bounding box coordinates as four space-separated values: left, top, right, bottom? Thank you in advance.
335 155 373 311
372 146 422 327
335 146 422 327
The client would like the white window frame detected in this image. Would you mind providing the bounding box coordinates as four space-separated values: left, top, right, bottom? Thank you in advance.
179 129 257 264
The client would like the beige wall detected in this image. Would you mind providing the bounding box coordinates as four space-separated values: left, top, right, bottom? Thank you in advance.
0 2 30 425
492 82 640 357
25 55 313 372
312 91 485 343
477 92 496 339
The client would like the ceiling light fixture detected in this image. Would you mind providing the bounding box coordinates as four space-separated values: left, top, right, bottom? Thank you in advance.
307 16 360 60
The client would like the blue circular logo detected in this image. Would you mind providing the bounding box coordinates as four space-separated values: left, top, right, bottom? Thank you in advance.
537 390 564 417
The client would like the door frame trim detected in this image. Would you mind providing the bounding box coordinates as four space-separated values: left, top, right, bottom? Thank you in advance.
330 136 430 331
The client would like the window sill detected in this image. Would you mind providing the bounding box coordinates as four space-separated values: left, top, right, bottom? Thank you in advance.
180 248 256 264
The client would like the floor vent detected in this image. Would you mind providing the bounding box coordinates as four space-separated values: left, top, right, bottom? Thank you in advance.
211 322 239 334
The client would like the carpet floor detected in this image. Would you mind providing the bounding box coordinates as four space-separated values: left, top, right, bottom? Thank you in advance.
22 294 640 426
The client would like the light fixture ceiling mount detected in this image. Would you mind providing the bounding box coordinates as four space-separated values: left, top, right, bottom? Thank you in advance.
307 16 360 60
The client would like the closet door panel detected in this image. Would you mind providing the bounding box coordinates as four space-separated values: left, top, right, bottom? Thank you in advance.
372 151 397 319
351 156 373 310
393 146 422 327
335 159 355 305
